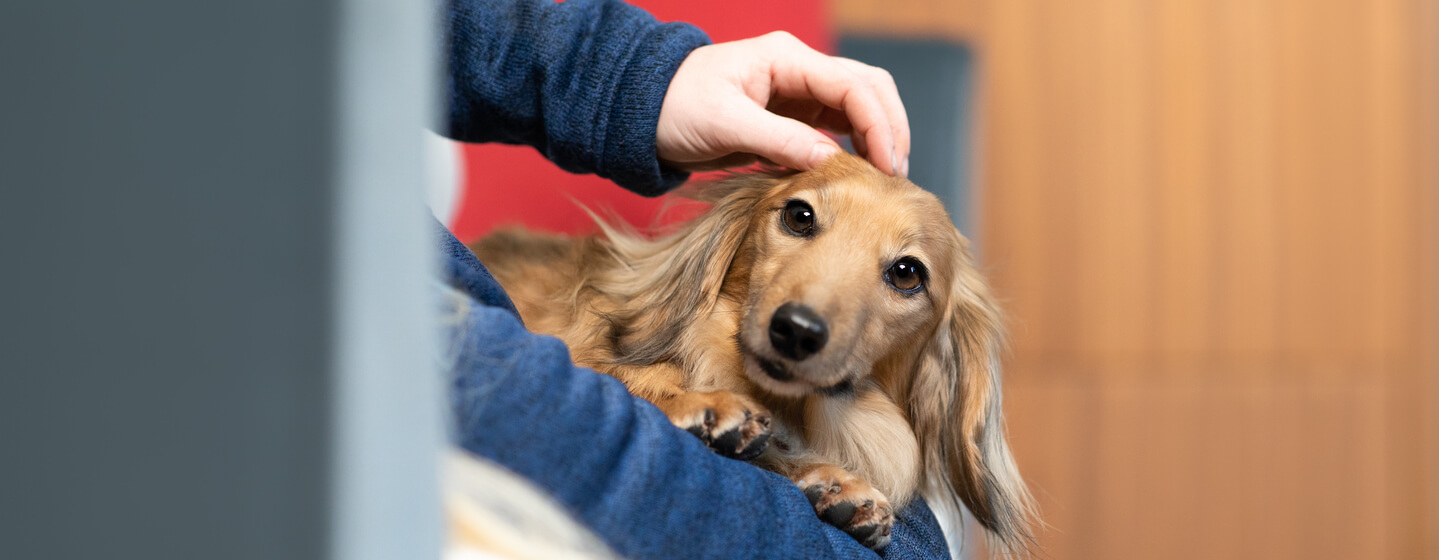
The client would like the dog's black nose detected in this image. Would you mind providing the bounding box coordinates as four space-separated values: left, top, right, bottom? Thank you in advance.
768 303 828 361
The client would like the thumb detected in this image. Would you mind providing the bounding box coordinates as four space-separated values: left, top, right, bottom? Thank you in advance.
729 103 842 170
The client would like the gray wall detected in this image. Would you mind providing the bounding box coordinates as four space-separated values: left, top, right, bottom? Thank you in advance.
838 37 976 236
0 1 439 559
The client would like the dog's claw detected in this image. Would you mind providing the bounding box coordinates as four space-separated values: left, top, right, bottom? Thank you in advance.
712 426 742 450
732 431 770 461
804 484 826 506
819 500 858 527
661 391 772 461
794 465 895 550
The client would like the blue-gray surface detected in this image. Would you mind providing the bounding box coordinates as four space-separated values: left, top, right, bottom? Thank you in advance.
839 37 975 236
2 1 339 559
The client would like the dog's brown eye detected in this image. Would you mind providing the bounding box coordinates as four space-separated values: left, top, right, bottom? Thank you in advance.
781 200 816 237
885 257 926 294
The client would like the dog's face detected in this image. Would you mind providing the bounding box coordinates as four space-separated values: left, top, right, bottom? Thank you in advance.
734 159 967 399
707 156 1030 551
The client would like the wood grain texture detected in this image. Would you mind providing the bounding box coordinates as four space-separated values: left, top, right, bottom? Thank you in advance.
831 0 983 40
835 0 1439 558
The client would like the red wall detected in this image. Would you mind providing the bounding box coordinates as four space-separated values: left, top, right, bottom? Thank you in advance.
448 0 831 242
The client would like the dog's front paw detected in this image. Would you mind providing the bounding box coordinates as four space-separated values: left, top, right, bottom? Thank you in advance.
795 464 895 550
658 390 772 460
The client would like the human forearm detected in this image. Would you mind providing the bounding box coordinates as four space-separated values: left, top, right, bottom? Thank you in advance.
442 0 709 195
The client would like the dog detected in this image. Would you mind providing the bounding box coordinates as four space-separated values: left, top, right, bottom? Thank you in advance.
469 153 1034 553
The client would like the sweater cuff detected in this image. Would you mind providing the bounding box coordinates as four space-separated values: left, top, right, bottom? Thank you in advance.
598 21 710 197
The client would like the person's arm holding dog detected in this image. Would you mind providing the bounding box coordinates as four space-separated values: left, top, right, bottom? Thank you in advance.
443 0 909 194
440 0 936 558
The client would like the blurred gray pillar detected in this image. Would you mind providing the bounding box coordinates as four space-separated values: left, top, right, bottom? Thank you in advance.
0 1 441 559
838 37 976 237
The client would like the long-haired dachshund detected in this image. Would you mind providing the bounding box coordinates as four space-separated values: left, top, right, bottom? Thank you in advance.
470 154 1035 553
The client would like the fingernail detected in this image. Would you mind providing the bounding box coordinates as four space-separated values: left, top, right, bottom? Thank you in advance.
901 157 909 177
810 143 840 168
891 148 898 175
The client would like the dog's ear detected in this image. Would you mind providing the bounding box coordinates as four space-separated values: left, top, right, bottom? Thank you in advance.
910 246 1035 555
594 171 790 365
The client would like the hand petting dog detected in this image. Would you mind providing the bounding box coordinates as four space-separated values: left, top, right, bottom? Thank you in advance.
657 31 911 176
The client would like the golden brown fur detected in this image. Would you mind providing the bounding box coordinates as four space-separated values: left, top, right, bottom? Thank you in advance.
470 154 1035 554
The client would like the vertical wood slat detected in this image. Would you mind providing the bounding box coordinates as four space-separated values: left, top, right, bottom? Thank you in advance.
1209 0 1280 368
1413 0 1439 554
1153 0 1213 368
834 0 1437 558
830 0 984 41
1072 0 1155 373
976 0 1051 369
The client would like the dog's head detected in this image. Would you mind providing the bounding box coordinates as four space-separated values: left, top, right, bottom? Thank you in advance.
727 157 961 397
671 154 1034 552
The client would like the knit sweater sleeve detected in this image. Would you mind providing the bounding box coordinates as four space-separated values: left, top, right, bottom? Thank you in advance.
443 0 709 196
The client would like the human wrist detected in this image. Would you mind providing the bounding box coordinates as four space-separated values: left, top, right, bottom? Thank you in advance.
600 21 710 196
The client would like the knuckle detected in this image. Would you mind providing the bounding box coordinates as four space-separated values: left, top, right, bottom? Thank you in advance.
764 30 799 44
773 134 807 160
873 68 896 87
844 73 880 101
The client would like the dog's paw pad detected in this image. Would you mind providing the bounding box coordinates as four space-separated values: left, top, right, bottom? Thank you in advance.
663 391 772 460
796 466 895 550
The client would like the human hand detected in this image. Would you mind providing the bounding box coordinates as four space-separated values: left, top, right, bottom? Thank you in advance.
656 32 910 176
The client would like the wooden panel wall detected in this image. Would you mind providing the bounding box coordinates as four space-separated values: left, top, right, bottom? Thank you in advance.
835 1 1439 558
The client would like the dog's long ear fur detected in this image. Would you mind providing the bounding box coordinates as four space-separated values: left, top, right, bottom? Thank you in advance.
591 170 791 366
911 245 1036 556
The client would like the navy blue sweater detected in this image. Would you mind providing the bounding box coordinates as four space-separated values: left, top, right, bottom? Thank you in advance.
439 1 952 558
444 0 703 195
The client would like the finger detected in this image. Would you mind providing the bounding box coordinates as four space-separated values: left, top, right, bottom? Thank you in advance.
836 59 910 176
768 99 854 136
728 101 842 171
852 128 869 161
811 107 855 135
759 33 896 174
767 98 827 128
772 57 891 172
675 152 760 172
